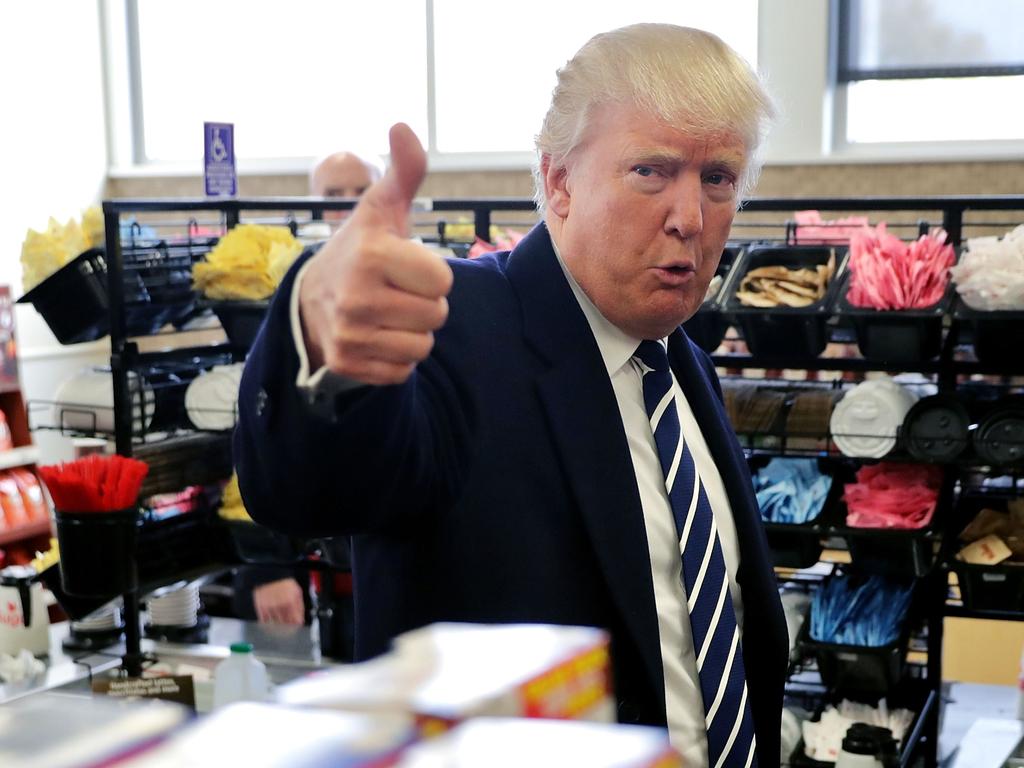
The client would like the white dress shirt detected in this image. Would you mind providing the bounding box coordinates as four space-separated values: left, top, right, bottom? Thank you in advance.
551 246 743 768
289 247 744 766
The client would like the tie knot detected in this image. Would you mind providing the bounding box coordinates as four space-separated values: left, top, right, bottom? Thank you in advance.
635 340 669 373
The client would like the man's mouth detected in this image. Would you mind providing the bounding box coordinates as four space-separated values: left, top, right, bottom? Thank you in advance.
653 264 697 285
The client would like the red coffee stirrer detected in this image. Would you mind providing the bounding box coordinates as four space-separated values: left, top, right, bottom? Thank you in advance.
39 455 149 512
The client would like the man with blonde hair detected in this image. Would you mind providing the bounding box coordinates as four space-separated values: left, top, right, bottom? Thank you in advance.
237 24 786 767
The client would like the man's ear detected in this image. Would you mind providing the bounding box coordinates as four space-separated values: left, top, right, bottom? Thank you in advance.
541 154 571 218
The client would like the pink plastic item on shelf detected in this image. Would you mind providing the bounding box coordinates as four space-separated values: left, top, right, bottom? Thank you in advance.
793 210 870 245
467 228 527 259
847 224 956 310
843 463 943 529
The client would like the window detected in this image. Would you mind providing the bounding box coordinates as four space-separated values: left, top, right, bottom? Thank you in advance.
836 0 1024 145
131 0 428 164
117 0 757 168
431 0 758 155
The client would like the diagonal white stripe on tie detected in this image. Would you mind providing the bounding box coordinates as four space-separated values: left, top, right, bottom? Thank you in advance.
697 578 729 668
687 513 719 612
650 388 675 432
677 470 701 552
742 737 756 768
704 628 739 727
712 685 750 768
665 431 684 492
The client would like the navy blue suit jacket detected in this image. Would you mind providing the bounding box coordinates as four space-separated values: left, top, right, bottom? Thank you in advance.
235 223 787 765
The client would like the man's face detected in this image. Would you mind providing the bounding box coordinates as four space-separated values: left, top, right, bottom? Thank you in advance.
312 155 375 221
545 102 747 340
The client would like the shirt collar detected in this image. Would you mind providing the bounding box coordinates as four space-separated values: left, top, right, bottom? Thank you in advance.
549 233 665 377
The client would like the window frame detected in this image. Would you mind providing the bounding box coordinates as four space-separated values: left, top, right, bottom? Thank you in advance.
102 0 1024 178
829 0 1024 157
836 0 1024 83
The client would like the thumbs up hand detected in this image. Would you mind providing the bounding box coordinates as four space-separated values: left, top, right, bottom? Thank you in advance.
298 124 453 385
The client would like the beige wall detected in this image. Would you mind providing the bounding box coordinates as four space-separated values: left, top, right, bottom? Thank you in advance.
106 160 1024 201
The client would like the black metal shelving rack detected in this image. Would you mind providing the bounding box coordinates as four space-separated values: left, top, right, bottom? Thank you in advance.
97 194 1024 764
711 196 1024 768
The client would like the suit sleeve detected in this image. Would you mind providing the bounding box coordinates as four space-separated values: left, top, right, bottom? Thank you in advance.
233 251 473 539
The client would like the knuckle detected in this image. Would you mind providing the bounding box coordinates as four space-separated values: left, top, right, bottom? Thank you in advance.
430 298 449 329
438 261 454 293
416 332 435 359
336 292 374 323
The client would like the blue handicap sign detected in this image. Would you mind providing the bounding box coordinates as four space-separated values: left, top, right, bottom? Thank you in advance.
204 122 237 197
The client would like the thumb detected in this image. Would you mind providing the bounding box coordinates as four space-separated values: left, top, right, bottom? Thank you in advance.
354 123 426 235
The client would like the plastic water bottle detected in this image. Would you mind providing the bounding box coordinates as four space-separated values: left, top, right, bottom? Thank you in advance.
212 642 269 708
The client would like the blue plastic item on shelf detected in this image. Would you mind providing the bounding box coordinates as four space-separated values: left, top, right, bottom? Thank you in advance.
810 575 913 647
753 458 832 525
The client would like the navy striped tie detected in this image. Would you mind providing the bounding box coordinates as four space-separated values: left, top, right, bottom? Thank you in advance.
635 340 757 768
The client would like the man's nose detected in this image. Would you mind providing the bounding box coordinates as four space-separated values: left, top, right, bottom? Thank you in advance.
665 176 703 238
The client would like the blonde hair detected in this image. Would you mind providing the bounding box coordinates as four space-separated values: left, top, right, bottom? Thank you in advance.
534 24 775 206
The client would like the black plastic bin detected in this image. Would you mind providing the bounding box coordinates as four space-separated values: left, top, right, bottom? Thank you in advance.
206 300 270 351
753 457 841 569
135 506 234 594
17 249 110 344
951 493 1024 611
954 561 1024 611
54 508 140 598
953 297 1024 366
787 680 929 766
840 503 945 580
834 268 954 364
827 464 948 580
800 615 909 696
18 245 200 343
724 245 842 358
682 245 742 353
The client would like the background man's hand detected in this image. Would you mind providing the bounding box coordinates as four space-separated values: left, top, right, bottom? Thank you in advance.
252 577 305 625
299 124 453 385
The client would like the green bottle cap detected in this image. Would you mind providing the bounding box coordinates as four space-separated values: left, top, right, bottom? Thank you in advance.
229 642 254 654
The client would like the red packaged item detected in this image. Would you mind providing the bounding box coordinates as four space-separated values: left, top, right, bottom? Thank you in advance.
843 463 942 529
0 472 29 527
847 224 955 310
9 469 49 521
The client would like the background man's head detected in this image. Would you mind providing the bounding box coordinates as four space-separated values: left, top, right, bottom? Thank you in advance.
310 152 383 220
534 24 774 209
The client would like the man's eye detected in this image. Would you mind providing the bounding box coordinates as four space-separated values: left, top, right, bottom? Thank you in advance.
705 173 734 187
633 165 656 178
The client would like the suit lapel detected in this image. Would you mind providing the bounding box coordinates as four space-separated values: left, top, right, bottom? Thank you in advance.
505 224 665 699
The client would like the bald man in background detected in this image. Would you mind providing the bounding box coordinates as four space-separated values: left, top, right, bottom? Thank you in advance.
310 151 383 222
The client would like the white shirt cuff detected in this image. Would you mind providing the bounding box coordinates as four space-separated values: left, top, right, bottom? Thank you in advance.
290 259 366 405
290 259 321 389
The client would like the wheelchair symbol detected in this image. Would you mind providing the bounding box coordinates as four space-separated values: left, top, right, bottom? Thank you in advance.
210 128 229 162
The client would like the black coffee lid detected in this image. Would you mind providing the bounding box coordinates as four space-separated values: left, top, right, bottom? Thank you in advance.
842 723 896 755
903 394 970 463
975 405 1024 468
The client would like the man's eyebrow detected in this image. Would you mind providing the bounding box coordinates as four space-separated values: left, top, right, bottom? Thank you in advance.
628 149 685 166
706 151 747 175
627 148 747 173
